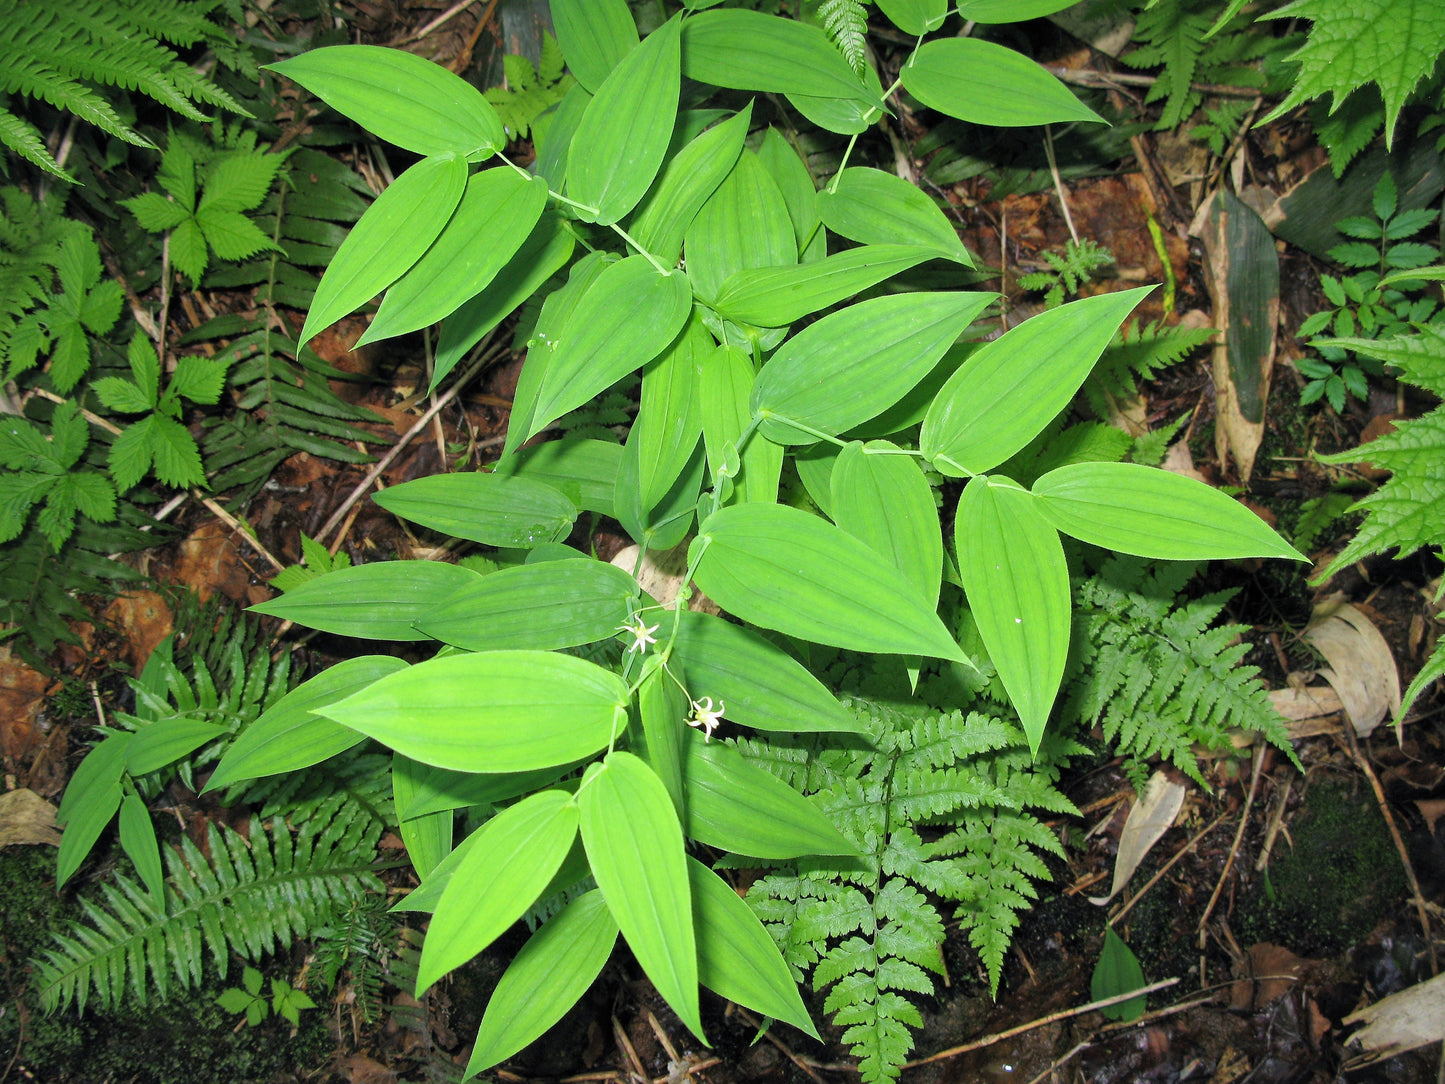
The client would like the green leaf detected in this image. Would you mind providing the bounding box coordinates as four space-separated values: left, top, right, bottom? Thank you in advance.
416 560 637 650
118 789 164 906
683 732 857 858
713 244 941 327
831 441 943 606
955 477 1069 754
687 150 797 304
56 733 131 887
360 169 548 345
567 16 680 225
56 732 130 825
533 80 593 189
266 46 505 159
144 415 206 490
528 257 692 441
1032 462 1305 561
902 38 1105 127
753 291 995 443
92 377 154 415
315 650 629 773
817 168 970 263
169 356 227 406
432 211 574 394
394 763 573 823
688 857 819 1039
615 426 706 552
698 345 783 506
550 0 639 93
494 438 623 518
248 561 482 640
633 313 708 511
301 154 467 346
417 789 579 992
204 656 408 791
693 503 965 662
122 192 189 233
1261 0 1445 145
193 207 279 262
629 104 751 268
671 610 862 733
955 0 1081 20
579 751 704 1043
125 719 228 776
372 471 578 547
756 127 826 262
465 891 619 1078
876 0 948 34
922 288 1152 476
681 10 881 112
1091 928 1147 1022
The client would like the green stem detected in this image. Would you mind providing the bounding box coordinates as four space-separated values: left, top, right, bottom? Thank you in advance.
608 221 671 276
826 132 862 194
756 411 846 447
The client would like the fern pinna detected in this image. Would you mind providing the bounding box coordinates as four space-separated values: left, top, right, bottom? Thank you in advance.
1062 555 1297 789
34 794 384 1015
738 698 1078 1084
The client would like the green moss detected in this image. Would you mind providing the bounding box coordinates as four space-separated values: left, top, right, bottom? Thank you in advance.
1238 782 1406 956
0 849 334 1084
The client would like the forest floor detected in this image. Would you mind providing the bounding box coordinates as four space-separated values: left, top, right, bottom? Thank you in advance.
2 2 1444 1083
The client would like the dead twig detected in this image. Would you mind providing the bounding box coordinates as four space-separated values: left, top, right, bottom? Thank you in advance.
904 977 1181 1067
731 1008 827 1084
1112 807 1232 925
1197 744 1266 962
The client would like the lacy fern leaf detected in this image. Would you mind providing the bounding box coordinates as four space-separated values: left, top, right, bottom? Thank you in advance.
34 795 384 1015
819 0 870 75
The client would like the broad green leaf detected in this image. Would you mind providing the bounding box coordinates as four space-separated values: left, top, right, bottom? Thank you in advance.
831 441 943 606
248 561 482 640
118 790 164 905
300 154 465 346
688 857 819 1039
633 313 708 510
787 59 889 136
315 650 628 772
359 169 548 345
681 10 881 110
683 732 857 858
56 732 131 888
956 0 1081 20
505 252 615 457
204 656 407 791
56 732 131 826
902 38 1105 127
753 291 995 443
466 891 618 1077
756 128 826 264
579 752 704 1042
713 244 940 327
267 46 505 159
1033 462 1305 561
529 257 692 441
637 665 687 819
125 718 228 776
686 150 796 303
417 789 578 992
671 609 862 733
416 560 638 650
432 211 574 393
615 431 706 552
372 471 577 547
698 345 783 506
876 0 948 34
394 753 453 880
533 80 593 189
494 438 622 518
1092 928 1148 1022
793 442 841 518
955 477 1068 754
922 287 1152 476
567 16 681 225
629 104 751 267
550 0 638 93
693 503 965 662
396 763 573 823
817 168 970 263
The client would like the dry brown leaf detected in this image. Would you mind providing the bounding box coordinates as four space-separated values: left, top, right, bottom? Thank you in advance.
1302 595 1401 737
1090 770 1185 906
0 787 62 848
0 645 50 760
1345 972 1445 1060
610 543 718 614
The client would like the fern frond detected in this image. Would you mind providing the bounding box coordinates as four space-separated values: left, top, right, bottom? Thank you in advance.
33 795 384 1014
819 0 870 76
1086 318 1215 418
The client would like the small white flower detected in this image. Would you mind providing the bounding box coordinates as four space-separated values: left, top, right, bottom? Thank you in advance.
688 696 725 742
617 616 659 654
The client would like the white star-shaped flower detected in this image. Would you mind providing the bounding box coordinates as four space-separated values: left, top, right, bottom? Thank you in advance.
688 696 725 741
617 616 660 654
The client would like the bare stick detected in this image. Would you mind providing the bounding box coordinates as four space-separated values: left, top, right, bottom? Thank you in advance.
1112 808 1232 925
731 1008 827 1084
314 341 503 545
904 977 1181 1067
1197 744 1266 950
1043 125 1079 246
